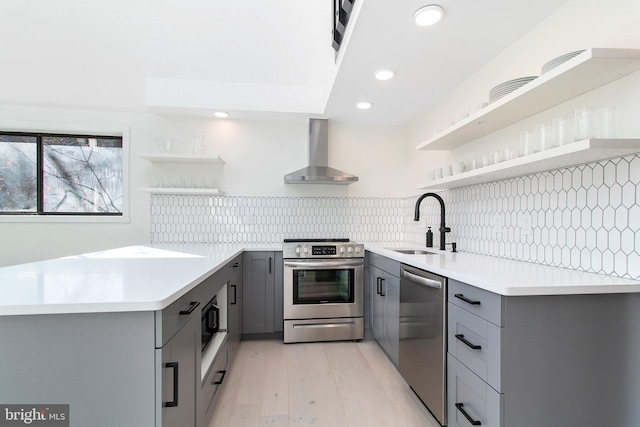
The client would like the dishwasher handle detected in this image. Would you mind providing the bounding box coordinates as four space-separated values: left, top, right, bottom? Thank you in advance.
400 267 443 289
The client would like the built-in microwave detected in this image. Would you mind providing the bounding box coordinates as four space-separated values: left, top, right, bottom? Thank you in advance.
201 296 220 352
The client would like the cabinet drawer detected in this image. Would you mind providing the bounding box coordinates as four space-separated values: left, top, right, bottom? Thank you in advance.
448 354 503 427
368 252 400 277
448 279 503 326
202 343 229 417
155 288 202 348
448 303 503 391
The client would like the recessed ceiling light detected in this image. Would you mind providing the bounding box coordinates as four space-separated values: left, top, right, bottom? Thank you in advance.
356 101 373 110
214 111 229 118
374 69 395 81
413 5 444 26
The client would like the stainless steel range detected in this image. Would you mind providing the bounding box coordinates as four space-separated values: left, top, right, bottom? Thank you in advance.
283 238 364 344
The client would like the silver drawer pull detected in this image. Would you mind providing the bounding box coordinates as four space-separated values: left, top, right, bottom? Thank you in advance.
292 322 355 329
284 260 363 268
400 268 442 289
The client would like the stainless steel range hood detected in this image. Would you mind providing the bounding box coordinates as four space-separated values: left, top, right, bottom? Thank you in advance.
284 118 359 185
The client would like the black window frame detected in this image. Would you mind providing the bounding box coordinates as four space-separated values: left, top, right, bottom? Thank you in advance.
0 130 124 216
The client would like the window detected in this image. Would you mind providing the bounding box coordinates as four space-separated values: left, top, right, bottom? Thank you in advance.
0 132 124 216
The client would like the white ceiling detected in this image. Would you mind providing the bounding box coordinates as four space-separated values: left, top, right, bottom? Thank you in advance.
0 0 569 126
325 0 570 126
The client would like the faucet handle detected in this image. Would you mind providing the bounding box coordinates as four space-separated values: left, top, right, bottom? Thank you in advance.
440 226 451 233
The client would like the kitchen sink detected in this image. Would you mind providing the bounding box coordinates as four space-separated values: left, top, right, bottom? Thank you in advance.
387 248 436 255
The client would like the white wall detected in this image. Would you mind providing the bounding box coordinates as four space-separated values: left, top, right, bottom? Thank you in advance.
406 0 640 170
402 0 640 280
0 105 406 266
3 0 639 267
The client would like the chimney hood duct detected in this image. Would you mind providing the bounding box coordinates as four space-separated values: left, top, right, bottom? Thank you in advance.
284 118 358 185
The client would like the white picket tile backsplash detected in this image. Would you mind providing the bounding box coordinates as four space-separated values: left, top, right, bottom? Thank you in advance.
406 153 640 280
151 154 640 280
151 196 404 244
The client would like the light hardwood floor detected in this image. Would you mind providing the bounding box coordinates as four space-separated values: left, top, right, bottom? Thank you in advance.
208 339 441 427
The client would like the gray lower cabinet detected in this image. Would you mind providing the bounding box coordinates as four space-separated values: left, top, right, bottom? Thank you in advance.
0 311 157 427
227 254 243 358
447 278 640 427
368 252 400 365
242 251 283 335
447 279 503 427
157 310 200 427
0 257 242 427
199 256 242 427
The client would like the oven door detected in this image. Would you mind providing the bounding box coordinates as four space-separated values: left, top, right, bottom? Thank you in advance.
283 258 364 320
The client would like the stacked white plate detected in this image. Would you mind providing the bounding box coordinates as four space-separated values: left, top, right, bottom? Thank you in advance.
541 50 586 74
489 76 538 103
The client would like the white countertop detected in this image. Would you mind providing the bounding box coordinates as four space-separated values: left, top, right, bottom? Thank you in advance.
367 243 640 296
1 242 639 317
0 243 279 316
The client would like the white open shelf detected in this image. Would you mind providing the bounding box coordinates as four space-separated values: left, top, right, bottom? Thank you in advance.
418 139 640 190
139 187 223 196
140 153 225 164
416 48 640 151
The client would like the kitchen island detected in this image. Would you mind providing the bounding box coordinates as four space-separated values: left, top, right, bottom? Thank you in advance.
0 244 274 427
1 243 640 427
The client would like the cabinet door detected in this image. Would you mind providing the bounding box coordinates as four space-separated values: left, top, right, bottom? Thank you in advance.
370 266 385 344
448 354 502 427
158 312 199 427
384 272 400 365
273 252 284 332
242 251 276 334
228 256 243 358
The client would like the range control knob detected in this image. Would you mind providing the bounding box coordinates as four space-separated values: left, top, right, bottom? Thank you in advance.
354 246 361 253
295 246 301 254
339 247 345 254
303 246 309 254
347 246 354 253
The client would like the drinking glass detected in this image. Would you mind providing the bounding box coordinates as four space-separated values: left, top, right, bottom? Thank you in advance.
551 116 572 146
519 130 535 156
595 106 615 138
193 135 205 154
466 158 478 171
451 162 466 175
503 147 519 161
491 150 504 164
574 107 593 141
535 123 552 151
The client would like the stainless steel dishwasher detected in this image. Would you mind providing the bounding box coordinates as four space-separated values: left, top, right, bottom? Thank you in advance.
398 264 447 426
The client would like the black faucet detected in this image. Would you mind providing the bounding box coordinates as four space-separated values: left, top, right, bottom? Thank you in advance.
414 193 451 251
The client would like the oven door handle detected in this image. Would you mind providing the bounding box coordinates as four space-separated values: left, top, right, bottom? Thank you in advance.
284 260 364 268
